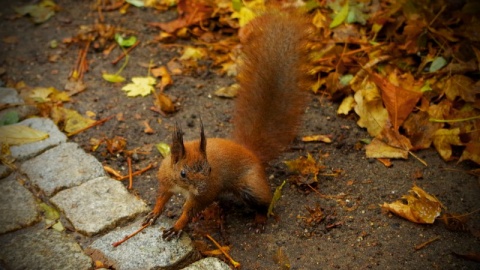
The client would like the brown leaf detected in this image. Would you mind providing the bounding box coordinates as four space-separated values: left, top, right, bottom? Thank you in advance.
444 75 477 102
459 143 480 165
369 71 422 130
382 184 443 224
148 0 213 33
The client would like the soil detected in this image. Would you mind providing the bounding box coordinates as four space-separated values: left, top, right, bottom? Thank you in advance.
1 1 479 269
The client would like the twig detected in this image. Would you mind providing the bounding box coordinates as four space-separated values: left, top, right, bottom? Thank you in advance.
112 40 140 65
307 184 347 200
206 234 240 268
127 156 133 189
67 115 114 137
414 236 440 251
118 163 154 180
112 223 150 247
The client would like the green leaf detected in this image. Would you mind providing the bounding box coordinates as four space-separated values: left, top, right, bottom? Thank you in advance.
155 142 171 158
268 180 287 217
115 33 137 47
429 56 447 72
330 1 349 28
126 0 145 7
339 74 353 86
103 73 126 83
0 111 19 126
39 202 60 220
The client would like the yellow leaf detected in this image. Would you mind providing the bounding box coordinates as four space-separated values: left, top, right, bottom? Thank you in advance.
214 84 239 98
432 128 462 161
284 153 323 182
302 135 332 143
103 73 126 83
459 143 480 165
63 108 96 134
268 180 286 217
30 87 54 102
337 95 355 115
353 81 389 137
365 138 409 159
179 47 206 61
382 185 443 224
0 124 49 145
122 76 156 97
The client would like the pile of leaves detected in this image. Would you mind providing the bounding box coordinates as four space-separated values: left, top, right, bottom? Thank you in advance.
85 0 480 166
4 0 479 166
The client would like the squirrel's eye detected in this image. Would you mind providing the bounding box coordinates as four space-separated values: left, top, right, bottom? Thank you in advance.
180 170 187 178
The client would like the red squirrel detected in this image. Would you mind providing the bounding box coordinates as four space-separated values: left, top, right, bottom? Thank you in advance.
143 11 312 240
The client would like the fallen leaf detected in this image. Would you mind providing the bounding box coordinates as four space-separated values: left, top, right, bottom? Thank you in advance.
382 184 443 224
432 128 462 161
122 76 156 97
0 124 49 145
284 153 324 182
214 84 239 98
103 73 126 83
444 75 476 102
302 135 332 143
337 95 355 115
155 142 170 158
143 120 155 134
369 71 422 130
353 80 389 137
458 143 480 165
63 108 96 134
268 180 286 217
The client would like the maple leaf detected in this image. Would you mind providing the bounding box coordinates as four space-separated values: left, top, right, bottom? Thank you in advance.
365 126 412 159
382 185 444 224
122 76 156 97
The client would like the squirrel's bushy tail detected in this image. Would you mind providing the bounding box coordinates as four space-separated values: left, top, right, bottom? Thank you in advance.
232 11 312 164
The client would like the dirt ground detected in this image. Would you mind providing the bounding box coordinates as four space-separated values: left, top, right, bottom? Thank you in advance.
1 1 479 269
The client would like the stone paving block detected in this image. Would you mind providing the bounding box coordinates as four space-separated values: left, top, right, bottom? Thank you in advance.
0 227 92 270
0 87 23 104
181 257 231 270
86 220 195 270
20 142 105 196
51 176 148 236
0 173 40 234
10 117 67 161
0 87 38 122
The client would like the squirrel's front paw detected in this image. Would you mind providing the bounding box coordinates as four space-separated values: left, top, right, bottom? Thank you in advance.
162 227 182 241
142 211 159 226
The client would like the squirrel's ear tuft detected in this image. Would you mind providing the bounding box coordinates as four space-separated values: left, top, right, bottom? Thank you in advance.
199 118 207 157
171 123 185 164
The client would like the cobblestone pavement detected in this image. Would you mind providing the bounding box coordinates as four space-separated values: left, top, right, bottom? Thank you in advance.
0 87 231 269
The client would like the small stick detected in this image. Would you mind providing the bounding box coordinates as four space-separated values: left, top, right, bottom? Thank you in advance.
414 236 440 251
67 115 114 137
104 165 122 178
112 223 150 247
127 156 133 189
112 41 140 65
206 234 240 268
118 163 154 180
